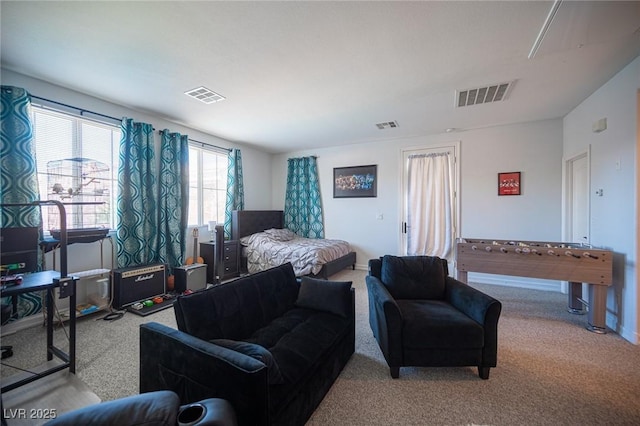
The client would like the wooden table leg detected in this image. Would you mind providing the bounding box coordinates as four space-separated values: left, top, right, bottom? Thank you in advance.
587 284 607 334
567 281 586 314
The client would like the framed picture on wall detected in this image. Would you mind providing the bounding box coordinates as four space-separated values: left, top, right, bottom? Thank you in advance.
498 171 521 196
333 165 377 198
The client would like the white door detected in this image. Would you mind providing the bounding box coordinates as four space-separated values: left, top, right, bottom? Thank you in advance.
563 150 590 301
401 144 458 263
567 152 590 245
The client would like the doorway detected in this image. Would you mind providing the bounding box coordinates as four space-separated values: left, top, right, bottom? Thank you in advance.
563 147 590 298
564 148 590 245
400 143 460 263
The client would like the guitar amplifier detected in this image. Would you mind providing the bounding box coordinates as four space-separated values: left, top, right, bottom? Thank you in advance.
112 264 166 309
174 263 207 293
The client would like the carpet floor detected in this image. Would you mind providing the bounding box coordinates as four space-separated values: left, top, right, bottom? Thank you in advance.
2 269 640 425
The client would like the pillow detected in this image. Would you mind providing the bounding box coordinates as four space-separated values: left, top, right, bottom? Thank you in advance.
263 228 296 242
295 276 352 318
241 231 271 246
380 255 446 300
211 339 284 384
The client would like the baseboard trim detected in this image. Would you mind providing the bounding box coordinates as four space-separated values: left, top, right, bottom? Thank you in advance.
354 263 368 272
1 313 44 336
466 272 562 292
611 314 639 344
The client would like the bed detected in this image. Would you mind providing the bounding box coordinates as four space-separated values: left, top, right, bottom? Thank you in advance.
231 210 356 278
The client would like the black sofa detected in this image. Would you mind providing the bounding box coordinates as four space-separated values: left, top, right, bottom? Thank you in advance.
140 263 355 426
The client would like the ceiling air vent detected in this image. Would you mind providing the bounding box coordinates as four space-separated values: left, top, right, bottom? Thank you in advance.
376 121 398 130
456 81 514 107
184 86 226 104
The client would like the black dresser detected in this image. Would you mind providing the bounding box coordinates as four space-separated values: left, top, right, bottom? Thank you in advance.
200 238 239 284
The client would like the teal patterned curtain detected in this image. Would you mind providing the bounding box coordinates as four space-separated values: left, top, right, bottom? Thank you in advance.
116 118 158 268
0 85 43 318
284 156 324 238
157 130 189 269
224 149 244 239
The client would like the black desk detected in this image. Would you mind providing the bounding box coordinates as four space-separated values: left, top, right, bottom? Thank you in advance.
1 270 77 393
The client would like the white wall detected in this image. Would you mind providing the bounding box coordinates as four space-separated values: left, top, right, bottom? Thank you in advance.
9 61 636 342
272 119 564 288
459 121 563 241
563 56 639 343
1 69 274 274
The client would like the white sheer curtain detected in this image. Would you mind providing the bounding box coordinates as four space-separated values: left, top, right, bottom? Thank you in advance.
406 152 454 260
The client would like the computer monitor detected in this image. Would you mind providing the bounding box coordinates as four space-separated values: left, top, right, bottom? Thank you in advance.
0 227 40 275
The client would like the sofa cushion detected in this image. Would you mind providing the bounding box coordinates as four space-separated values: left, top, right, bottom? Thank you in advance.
174 263 299 341
245 305 353 423
381 255 446 300
295 277 352 318
397 300 484 349
245 308 350 384
211 339 284 384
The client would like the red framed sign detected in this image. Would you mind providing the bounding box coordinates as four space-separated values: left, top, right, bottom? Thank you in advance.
498 172 521 196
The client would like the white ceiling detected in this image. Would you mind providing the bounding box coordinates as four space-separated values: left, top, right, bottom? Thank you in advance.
1 1 639 154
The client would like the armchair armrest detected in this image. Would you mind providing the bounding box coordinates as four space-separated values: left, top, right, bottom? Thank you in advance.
45 391 180 426
365 275 403 369
445 277 501 325
444 277 502 365
140 322 269 426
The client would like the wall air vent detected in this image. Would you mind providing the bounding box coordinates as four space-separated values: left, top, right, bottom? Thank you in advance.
376 121 399 130
456 81 514 107
184 86 226 104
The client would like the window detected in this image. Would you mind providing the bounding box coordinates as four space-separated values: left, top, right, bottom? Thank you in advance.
31 104 226 232
32 106 121 231
188 144 228 226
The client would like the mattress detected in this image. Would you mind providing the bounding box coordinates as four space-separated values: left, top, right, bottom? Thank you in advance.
240 228 350 276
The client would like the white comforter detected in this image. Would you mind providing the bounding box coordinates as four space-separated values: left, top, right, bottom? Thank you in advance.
241 229 351 276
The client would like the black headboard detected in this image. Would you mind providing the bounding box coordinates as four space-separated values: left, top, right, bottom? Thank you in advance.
232 210 284 240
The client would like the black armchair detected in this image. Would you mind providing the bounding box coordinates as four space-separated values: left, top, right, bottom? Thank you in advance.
366 255 501 379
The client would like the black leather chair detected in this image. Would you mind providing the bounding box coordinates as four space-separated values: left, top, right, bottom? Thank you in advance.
366 255 501 379
44 391 237 426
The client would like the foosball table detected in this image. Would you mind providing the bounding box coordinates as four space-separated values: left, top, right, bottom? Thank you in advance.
456 238 613 333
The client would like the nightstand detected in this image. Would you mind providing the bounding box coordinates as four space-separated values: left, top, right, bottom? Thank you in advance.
200 239 239 284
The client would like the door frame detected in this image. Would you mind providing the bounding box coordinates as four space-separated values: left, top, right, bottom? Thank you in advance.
398 141 461 260
561 145 591 294
562 146 591 244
